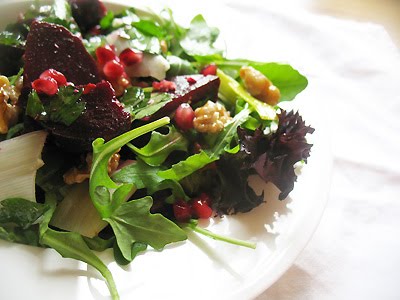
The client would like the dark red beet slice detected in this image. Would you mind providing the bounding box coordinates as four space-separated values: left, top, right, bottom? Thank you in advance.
152 75 220 119
68 0 107 34
23 21 100 87
45 81 131 152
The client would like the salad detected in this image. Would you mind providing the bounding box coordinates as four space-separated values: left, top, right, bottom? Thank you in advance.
0 0 314 299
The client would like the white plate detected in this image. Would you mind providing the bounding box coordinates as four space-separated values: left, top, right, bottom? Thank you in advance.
0 1 332 299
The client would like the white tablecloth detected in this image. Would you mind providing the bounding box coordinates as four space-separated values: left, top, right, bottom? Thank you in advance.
239 2 400 299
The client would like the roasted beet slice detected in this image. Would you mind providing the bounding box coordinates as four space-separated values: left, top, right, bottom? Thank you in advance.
24 21 100 87
69 0 107 34
152 75 220 118
45 81 130 152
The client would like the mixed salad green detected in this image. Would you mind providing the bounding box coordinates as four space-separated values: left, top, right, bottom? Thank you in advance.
0 0 314 299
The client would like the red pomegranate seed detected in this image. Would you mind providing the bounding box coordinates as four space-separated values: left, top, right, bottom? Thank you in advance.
96 45 116 65
186 77 197 84
119 48 143 66
83 83 96 94
103 60 124 79
173 199 192 222
174 103 194 131
40 69 67 86
32 77 58 96
201 64 217 76
191 198 213 219
152 80 176 92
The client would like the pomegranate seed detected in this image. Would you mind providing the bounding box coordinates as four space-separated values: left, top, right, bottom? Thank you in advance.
40 69 67 86
186 77 197 84
32 77 58 96
201 64 217 76
119 48 143 66
103 60 124 79
152 80 176 92
191 198 213 219
173 199 192 222
174 103 194 131
83 83 96 94
96 45 116 65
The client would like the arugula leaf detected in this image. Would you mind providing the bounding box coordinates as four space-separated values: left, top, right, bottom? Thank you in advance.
112 159 188 201
0 198 49 229
157 151 217 181
205 107 251 158
113 241 147 266
158 107 250 181
180 14 222 57
90 117 170 218
39 192 120 300
104 196 186 260
0 225 40 246
128 126 188 166
120 87 172 120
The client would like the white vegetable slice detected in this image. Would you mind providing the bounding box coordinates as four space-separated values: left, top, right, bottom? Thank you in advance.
0 130 47 202
50 181 107 238
125 53 170 80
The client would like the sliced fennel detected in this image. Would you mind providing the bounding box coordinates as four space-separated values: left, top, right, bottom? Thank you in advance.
0 131 47 202
50 181 108 238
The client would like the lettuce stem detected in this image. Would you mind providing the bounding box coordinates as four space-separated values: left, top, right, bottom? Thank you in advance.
184 220 256 249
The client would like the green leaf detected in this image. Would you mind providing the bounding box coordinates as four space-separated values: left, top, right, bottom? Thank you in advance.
166 55 197 77
157 108 250 181
112 159 189 201
128 126 188 166
26 87 86 126
0 31 25 47
83 236 115 252
39 192 120 300
0 225 40 247
123 27 161 54
46 86 86 126
113 241 147 265
105 196 187 260
205 107 251 158
100 11 115 30
133 20 166 39
180 14 222 57
215 59 308 102
120 87 172 120
5 123 24 140
217 69 277 120
8 67 24 85
0 198 49 229
90 117 170 218
157 151 217 181
26 91 45 119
